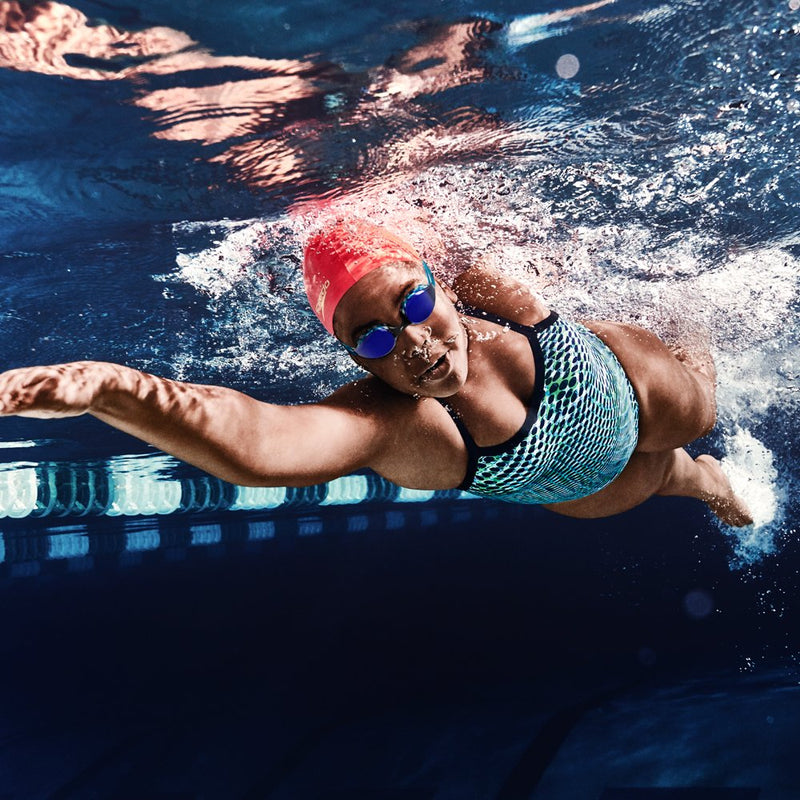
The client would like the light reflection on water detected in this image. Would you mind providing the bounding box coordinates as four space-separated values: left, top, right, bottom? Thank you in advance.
3 0 799 231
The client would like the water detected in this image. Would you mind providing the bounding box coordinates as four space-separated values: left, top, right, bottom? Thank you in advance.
1 0 800 796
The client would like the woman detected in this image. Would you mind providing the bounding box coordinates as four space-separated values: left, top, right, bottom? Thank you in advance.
0 217 752 526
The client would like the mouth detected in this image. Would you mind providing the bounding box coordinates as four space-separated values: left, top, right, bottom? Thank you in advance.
418 352 449 382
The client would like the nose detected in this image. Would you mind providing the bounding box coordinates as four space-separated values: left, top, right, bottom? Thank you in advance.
400 323 432 356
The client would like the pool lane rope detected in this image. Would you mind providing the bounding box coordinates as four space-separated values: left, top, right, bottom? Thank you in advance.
0 456 463 519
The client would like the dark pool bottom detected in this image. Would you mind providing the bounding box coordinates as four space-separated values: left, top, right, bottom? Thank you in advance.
0 496 797 798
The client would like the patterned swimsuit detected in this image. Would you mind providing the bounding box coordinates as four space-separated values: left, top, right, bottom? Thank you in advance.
440 307 640 505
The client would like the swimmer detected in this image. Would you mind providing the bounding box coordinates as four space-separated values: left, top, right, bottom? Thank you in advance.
0 217 752 526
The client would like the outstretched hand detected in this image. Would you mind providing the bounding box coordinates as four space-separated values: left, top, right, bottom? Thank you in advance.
0 362 101 419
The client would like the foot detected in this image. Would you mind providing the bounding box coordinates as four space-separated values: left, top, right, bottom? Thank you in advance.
695 454 754 527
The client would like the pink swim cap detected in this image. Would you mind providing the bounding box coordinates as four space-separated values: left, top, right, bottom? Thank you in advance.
303 218 422 335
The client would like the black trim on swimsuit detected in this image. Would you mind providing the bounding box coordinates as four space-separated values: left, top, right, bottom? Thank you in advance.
440 307 559 491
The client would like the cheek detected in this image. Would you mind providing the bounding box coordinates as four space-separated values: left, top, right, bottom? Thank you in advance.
361 352 410 379
382 352 407 372
393 355 419 383
439 315 465 349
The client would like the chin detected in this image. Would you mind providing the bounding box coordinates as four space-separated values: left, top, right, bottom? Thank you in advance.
418 368 467 398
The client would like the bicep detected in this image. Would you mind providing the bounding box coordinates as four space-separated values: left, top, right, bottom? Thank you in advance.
244 383 458 490
202 379 458 490
242 395 388 487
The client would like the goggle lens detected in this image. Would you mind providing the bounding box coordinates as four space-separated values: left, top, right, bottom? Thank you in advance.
402 283 436 324
355 326 397 359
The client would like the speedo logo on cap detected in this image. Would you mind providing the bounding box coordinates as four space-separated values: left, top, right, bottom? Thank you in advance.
315 279 330 316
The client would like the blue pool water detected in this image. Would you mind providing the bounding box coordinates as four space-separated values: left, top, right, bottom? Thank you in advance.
1 0 800 796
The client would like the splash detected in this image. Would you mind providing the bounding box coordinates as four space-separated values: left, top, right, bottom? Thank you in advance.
717 427 785 566
721 429 779 529
161 216 361 399
170 160 800 395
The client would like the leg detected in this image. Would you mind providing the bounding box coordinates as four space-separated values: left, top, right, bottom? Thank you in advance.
584 321 717 453
658 452 753 527
543 448 753 526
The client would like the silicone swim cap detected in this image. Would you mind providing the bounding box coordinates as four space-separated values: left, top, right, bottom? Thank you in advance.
302 218 422 335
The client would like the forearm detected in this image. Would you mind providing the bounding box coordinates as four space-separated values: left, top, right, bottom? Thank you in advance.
0 360 287 485
1 361 378 487
87 362 289 486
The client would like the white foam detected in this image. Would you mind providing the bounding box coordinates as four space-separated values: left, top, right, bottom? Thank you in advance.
159 214 357 397
167 218 267 298
718 427 783 564
721 428 779 527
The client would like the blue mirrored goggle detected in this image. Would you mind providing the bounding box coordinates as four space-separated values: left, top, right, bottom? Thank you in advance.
343 262 436 359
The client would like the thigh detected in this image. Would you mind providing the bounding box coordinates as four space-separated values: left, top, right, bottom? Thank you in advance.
583 320 716 452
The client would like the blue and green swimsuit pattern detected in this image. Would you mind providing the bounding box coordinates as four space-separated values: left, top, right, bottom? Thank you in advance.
440 307 640 505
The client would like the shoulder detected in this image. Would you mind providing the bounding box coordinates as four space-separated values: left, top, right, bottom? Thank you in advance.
319 376 469 490
320 375 454 435
319 375 421 419
451 261 551 326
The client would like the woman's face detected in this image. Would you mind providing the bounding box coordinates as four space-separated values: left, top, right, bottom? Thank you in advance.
333 261 469 398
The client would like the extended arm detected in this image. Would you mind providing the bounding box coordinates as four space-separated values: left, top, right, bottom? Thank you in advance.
0 361 388 487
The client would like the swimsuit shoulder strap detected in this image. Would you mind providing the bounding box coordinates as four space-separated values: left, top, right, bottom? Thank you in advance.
437 399 481 491
458 303 559 333
435 304 559 490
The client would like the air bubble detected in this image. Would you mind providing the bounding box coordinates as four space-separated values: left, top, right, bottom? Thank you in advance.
555 54 580 79
683 589 714 620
